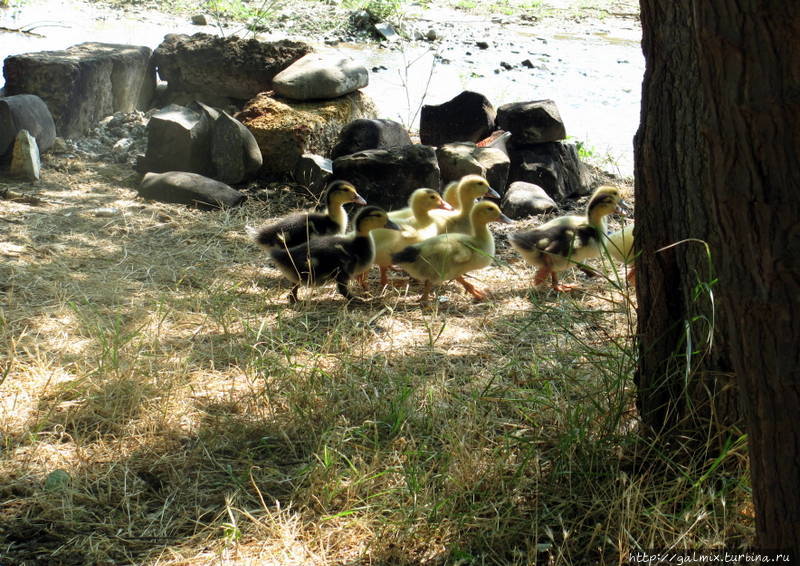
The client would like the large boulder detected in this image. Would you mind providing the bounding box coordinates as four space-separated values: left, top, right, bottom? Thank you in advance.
496 100 566 144
238 91 376 177
272 52 369 101
152 33 312 105
419 90 495 147
138 171 245 209
436 142 510 194
0 94 56 156
332 144 440 210
501 181 557 219
138 102 262 184
3 43 155 138
507 141 592 201
138 103 213 176
331 118 411 159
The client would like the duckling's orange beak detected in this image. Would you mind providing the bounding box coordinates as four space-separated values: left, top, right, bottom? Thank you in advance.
437 199 455 211
495 212 513 224
485 187 501 199
353 193 368 205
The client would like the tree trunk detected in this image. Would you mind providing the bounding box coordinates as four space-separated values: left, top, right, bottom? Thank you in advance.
636 0 800 552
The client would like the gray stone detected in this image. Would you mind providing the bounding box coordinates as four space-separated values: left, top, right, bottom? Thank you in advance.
331 118 411 159
3 42 155 138
152 33 312 105
238 91 376 177
202 104 263 184
138 103 212 175
496 99 566 144
436 142 510 193
507 141 592 201
9 129 40 181
332 144 440 210
138 171 245 209
293 153 332 194
0 94 56 156
191 14 208 25
501 181 557 219
419 90 495 147
272 52 369 101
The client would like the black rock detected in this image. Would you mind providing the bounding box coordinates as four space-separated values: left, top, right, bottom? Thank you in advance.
419 90 495 147
507 141 592 201
332 144 440 210
0 94 57 157
496 99 567 144
331 118 412 160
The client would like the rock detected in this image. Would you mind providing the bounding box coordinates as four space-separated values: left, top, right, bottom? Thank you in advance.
331 118 411 159
374 22 400 42
191 14 208 25
138 103 213 176
152 33 312 105
293 153 332 194
205 105 263 184
0 94 56 156
2 42 155 138
507 141 592 201
496 99 567 144
436 142 509 193
501 181 557 219
138 171 245 209
419 90 495 147
426 28 438 41
272 52 369 101
332 144 440 210
9 129 41 181
476 41 489 49
238 91 376 177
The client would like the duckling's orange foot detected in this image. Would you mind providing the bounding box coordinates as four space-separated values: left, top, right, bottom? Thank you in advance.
456 276 487 301
552 282 580 292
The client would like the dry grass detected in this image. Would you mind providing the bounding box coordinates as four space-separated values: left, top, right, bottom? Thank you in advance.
1 157 752 565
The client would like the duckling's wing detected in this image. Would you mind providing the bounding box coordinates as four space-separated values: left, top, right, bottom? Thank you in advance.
256 212 339 249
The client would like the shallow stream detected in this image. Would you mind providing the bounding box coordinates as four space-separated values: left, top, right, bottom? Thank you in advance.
1 0 643 175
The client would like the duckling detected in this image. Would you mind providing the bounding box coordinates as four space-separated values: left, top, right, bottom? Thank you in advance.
509 185 628 292
392 200 512 302
432 174 501 235
369 188 454 287
270 206 400 303
602 224 636 286
250 180 366 250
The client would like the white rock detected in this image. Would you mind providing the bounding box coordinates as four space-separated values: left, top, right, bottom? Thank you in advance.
273 52 369 101
9 129 41 182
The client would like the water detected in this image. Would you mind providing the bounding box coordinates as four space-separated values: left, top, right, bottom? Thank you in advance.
1 0 643 175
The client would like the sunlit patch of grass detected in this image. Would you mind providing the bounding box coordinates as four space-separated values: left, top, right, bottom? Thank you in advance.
0 158 751 564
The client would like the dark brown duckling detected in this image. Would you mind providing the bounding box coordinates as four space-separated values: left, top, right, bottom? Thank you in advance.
250 180 366 250
270 206 400 303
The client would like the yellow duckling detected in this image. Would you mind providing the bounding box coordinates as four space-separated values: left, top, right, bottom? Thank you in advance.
601 224 636 286
392 200 512 302
368 188 453 287
432 174 501 235
509 185 628 292
270 206 399 303
250 180 366 250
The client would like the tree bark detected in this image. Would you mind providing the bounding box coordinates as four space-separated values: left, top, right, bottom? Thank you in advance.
636 0 800 552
